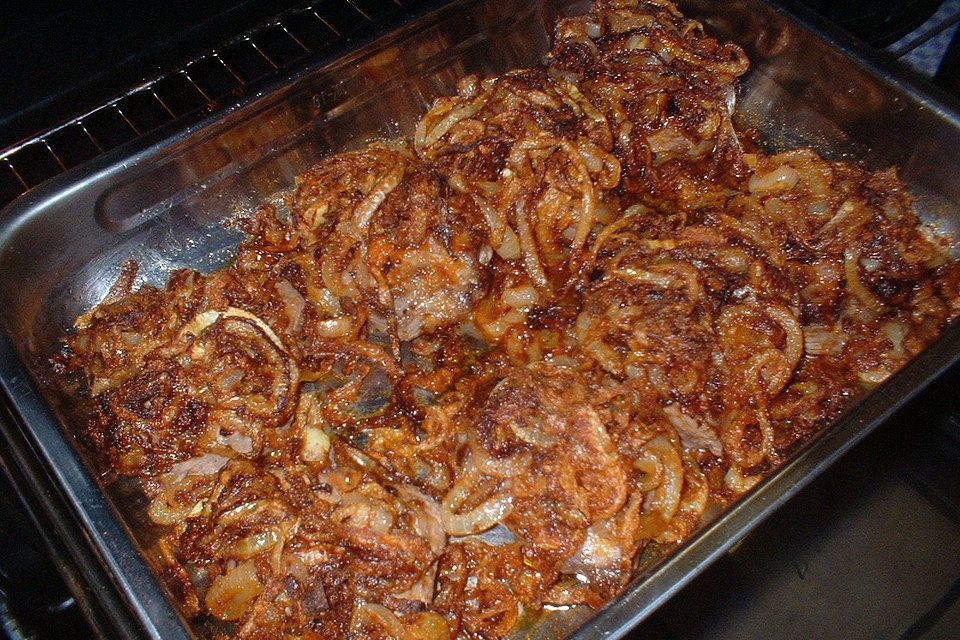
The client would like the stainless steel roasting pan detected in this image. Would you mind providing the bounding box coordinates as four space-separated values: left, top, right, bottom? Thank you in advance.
2 0 960 638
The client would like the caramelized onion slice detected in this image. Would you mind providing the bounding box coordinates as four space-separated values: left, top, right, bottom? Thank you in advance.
350 602 407 639
442 469 514 536
180 306 286 351
187 310 298 425
205 561 262 621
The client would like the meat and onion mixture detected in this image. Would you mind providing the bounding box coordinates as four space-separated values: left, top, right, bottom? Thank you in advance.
55 0 960 638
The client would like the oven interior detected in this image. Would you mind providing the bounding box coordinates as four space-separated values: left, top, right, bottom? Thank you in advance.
2 0 960 638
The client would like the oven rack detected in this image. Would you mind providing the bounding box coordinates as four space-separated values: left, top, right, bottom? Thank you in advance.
0 0 432 209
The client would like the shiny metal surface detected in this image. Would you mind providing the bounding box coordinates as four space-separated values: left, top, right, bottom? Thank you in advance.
634 366 960 639
1 0 960 639
0 0 432 209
